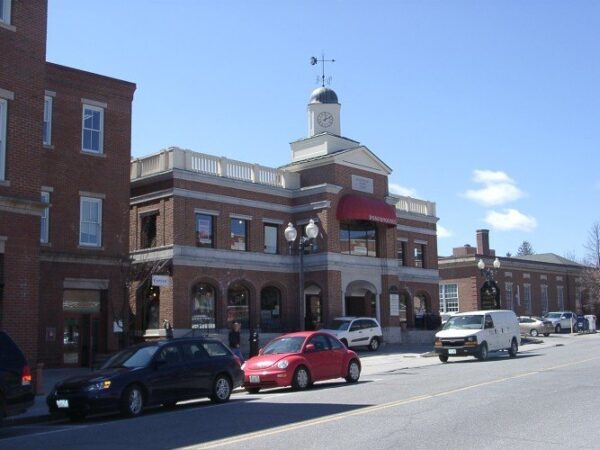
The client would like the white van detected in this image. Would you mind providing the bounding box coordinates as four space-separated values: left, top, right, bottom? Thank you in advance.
434 310 521 362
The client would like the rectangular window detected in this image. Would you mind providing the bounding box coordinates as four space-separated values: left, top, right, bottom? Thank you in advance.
504 282 513 310
339 223 376 257
0 0 11 24
79 197 102 247
0 99 6 180
196 214 215 248
439 284 459 313
523 284 532 314
397 241 406 266
557 286 564 310
141 213 158 249
541 285 549 314
230 218 247 251
40 191 50 244
81 104 104 154
414 244 425 268
43 96 53 145
264 223 278 254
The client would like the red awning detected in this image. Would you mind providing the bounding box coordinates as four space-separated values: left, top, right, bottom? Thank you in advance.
337 194 397 226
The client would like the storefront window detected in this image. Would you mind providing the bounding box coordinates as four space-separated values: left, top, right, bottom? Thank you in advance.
227 284 249 328
340 221 377 257
260 286 282 331
191 283 216 329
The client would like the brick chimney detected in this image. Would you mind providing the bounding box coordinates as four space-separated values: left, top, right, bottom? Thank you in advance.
476 229 490 256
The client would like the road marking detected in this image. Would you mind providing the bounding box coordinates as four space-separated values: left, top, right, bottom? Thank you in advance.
188 354 600 449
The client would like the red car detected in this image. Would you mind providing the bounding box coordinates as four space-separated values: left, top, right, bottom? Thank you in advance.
243 331 361 393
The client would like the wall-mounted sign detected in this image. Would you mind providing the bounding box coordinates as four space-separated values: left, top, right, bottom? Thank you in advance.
352 175 374 194
152 275 170 287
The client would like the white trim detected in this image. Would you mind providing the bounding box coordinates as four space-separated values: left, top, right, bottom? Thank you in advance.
40 191 50 244
523 273 530 279
81 98 107 109
79 191 106 199
504 271 512 278
0 98 6 180
194 208 220 216
139 208 159 217
262 218 284 225
230 213 252 221
414 239 428 245
79 196 103 247
81 104 104 154
63 278 109 290
43 95 53 146
45 90 57 98
0 88 14 101
396 224 437 236
41 186 54 192
297 218 320 225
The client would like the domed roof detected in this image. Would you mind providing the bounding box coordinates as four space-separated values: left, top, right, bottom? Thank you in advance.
309 87 339 104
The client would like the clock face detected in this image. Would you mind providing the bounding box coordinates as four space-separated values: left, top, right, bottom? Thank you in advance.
317 111 334 128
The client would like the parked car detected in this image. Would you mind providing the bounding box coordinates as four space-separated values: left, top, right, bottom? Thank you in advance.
434 310 521 362
243 331 361 393
47 337 243 421
518 316 553 337
320 317 383 351
0 331 34 422
542 311 577 333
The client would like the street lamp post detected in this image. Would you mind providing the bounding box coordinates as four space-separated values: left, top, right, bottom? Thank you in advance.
477 257 501 310
284 219 319 331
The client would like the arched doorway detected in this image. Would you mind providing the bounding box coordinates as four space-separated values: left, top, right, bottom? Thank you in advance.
260 286 282 332
227 283 250 329
345 281 378 318
304 284 322 331
191 282 217 331
413 292 429 329
480 281 500 310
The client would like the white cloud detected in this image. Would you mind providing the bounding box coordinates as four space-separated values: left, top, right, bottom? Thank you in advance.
389 183 418 197
463 169 525 206
437 224 452 238
485 209 538 232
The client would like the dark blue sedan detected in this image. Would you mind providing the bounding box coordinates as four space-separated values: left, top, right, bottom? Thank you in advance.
47 337 244 421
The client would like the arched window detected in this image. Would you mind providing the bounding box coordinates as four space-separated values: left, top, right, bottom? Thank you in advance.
227 284 249 328
191 283 216 330
260 286 282 332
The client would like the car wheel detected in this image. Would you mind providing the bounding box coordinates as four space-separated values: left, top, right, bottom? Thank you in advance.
345 359 361 383
543 333 550 337
530 329 539 337
439 354 449 363
508 338 518 358
340 339 349 348
476 342 488 361
120 384 144 418
210 375 232 403
245 387 261 394
555 324 562 333
292 366 310 391
368 337 380 352
67 411 86 422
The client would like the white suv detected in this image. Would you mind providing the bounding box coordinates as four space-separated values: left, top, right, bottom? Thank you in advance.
321 317 383 351
542 311 577 333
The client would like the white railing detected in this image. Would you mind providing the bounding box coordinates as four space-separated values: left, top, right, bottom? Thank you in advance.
395 196 436 217
131 147 300 189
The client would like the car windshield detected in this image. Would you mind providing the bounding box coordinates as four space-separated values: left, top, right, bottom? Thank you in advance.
544 313 562 319
327 320 351 331
101 346 158 369
262 337 305 355
443 315 484 330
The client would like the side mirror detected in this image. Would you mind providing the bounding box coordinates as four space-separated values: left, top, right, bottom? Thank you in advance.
305 344 315 353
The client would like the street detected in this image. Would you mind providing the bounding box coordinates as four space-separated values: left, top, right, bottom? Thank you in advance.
2 334 599 450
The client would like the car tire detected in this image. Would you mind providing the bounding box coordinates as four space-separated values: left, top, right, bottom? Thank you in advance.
245 387 261 394
210 375 232 403
292 366 310 391
120 384 144 418
345 359 361 383
508 338 518 358
555 324 562 333
439 354 449 363
368 337 380 352
530 329 539 337
340 339 349 348
543 333 550 337
476 342 488 361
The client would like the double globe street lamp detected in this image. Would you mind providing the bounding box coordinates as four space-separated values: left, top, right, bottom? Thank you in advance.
284 219 319 331
477 257 501 310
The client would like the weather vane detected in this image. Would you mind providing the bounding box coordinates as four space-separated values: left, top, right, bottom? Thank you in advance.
310 54 335 87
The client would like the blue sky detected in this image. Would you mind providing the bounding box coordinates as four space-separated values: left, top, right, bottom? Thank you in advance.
46 0 600 259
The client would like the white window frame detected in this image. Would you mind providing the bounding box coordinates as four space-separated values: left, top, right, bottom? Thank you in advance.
79 196 103 247
557 286 564 310
0 98 6 180
504 282 513 310
81 104 104 154
263 223 278 254
541 284 549 314
439 283 459 313
43 96 53 145
0 0 11 25
40 191 50 244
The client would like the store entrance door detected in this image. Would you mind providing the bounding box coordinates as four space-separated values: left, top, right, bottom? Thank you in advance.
62 289 104 367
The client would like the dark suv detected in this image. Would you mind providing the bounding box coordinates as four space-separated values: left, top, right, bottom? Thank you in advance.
0 331 34 421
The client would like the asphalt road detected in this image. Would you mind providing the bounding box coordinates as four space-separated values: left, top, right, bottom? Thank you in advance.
2 334 599 450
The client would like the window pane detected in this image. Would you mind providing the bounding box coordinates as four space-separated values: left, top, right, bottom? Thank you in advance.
340 226 350 254
230 219 247 251
196 214 214 247
192 283 216 329
264 224 278 254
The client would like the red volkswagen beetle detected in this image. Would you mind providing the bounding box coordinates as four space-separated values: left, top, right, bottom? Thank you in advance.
243 331 361 393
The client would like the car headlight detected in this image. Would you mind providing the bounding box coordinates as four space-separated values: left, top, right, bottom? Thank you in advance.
86 380 112 392
465 336 477 345
276 360 289 369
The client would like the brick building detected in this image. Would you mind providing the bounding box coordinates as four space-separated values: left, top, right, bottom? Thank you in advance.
439 229 587 317
130 86 440 344
0 0 135 367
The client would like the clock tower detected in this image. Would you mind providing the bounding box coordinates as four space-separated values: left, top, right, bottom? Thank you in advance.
308 86 341 137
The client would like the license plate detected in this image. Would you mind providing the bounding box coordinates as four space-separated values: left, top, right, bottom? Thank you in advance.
56 399 69 408
448 349 457 355
249 375 260 383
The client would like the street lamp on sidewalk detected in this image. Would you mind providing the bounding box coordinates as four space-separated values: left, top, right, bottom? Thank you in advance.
284 219 319 331
477 257 501 310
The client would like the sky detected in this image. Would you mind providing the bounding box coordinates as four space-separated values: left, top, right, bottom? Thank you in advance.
46 0 600 259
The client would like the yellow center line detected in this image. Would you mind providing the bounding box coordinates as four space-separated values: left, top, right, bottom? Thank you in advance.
186 354 600 450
